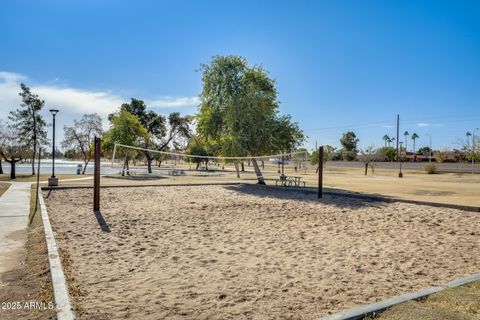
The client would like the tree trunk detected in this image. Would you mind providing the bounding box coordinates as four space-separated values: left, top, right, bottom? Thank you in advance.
31 153 35 175
251 158 265 185
11 161 16 180
196 162 200 170
82 159 90 174
6 159 20 180
205 161 208 171
0 159 3 174
365 163 368 175
122 157 129 176
261 160 264 170
234 163 240 178
241 162 245 171
146 152 153 174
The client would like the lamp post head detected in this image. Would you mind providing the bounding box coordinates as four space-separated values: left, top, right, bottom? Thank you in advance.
49 109 59 116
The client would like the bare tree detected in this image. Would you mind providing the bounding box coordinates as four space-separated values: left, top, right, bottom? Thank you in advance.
0 126 27 179
62 114 103 174
359 145 379 175
0 120 6 174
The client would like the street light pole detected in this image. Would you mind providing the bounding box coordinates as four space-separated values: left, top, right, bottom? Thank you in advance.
473 128 479 174
426 133 432 163
399 141 403 178
48 109 59 187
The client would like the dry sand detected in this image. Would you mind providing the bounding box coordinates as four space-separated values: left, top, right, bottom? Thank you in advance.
44 185 480 319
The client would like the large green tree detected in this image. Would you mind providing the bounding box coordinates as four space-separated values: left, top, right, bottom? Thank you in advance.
339 131 359 161
196 55 304 183
9 84 48 175
110 98 192 173
103 110 148 176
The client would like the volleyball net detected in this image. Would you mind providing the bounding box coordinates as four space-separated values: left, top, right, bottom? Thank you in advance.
110 143 310 179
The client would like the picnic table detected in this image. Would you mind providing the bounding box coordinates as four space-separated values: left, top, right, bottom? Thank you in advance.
168 169 185 176
275 175 306 187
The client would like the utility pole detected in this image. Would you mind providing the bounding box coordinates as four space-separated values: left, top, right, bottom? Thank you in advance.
399 142 403 178
396 114 400 161
426 133 432 163
473 128 479 174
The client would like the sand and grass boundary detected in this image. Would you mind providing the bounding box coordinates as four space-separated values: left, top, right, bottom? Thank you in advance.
38 189 75 320
318 273 480 320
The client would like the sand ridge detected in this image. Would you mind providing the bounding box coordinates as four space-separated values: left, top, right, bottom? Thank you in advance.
44 185 480 319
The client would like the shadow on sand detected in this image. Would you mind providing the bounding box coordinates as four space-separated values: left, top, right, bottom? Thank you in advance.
224 184 389 209
104 174 168 181
94 210 111 232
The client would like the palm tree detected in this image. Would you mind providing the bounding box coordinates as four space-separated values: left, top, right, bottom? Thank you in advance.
403 131 409 152
383 134 390 147
411 133 419 154
386 137 395 147
466 131 472 150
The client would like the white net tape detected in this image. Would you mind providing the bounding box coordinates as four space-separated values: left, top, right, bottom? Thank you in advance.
110 143 309 175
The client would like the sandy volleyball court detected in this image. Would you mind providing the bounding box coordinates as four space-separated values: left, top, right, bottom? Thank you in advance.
44 185 480 319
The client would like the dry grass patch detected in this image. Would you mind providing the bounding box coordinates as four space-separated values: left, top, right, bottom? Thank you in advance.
0 185 55 320
0 182 10 197
375 280 480 320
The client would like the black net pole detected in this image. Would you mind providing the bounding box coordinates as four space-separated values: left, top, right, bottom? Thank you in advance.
318 146 323 199
93 137 101 212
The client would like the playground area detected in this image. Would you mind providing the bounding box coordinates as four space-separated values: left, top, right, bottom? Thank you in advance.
44 184 480 319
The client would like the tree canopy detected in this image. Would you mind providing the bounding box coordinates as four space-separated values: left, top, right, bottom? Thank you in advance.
62 113 103 174
196 55 304 157
111 98 192 173
8 83 48 175
196 55 304 183
339 131 359 161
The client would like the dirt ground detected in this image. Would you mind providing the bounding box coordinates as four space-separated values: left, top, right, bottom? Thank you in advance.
44 184 480 319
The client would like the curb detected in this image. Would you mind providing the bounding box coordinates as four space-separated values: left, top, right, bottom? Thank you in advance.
39 190 75 320
317 273 480 320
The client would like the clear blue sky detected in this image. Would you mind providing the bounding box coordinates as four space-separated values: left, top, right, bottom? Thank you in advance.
1 0 479 151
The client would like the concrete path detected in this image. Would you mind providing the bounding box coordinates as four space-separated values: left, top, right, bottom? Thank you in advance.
0 182 32 285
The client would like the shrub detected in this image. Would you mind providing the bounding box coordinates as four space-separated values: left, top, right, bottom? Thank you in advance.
424 163 437 174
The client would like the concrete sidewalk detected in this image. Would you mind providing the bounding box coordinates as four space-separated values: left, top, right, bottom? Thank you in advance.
0 182 32 285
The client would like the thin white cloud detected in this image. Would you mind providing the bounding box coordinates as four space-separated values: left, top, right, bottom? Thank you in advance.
0 71 198 124
417 122 429 127
382 125 393 128
34 86 123 117
148 96 200 108
0 71 26 84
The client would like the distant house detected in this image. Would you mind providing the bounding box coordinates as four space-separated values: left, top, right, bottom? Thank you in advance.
404 152 435 162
